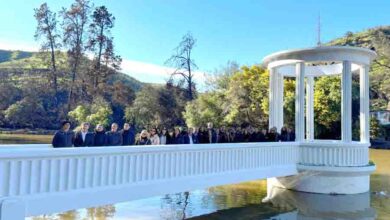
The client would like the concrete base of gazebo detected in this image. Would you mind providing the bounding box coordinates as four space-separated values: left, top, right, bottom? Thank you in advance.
268 165 375 194
267 141 375 194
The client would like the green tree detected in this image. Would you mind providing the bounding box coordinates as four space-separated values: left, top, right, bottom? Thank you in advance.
68 105 90 123
88 5 121 89
34 3 61 93
68 96 112 127
314 76 342 138
61 0 92 112
183 92 225 127
4 97 51 128
125 85 186 127
87 97 113 127
370 117 381 139
223 65 269 127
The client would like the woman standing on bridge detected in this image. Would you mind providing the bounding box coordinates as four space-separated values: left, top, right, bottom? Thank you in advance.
136 130 151 145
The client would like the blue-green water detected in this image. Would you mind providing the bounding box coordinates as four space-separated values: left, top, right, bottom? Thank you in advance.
26 149 390 220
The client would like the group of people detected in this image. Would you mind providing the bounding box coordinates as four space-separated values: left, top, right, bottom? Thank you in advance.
51 121 296 148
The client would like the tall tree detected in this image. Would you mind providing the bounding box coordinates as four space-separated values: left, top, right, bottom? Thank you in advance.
165 32 198 100
88 6 121 89
34 3 61 93
61 0 92 113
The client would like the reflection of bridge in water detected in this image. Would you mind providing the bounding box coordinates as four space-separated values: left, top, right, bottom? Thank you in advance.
0 46 378 220
189 187 376 220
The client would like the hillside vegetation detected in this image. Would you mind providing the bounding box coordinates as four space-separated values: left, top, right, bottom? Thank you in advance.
1 25 390 134
328 26 390 110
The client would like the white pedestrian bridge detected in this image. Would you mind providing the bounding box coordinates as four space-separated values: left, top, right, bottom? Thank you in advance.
0 45 378 219
1 142 297 219
0 141 373 220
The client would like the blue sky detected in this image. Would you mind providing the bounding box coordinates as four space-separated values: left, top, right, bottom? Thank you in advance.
1 0 389 84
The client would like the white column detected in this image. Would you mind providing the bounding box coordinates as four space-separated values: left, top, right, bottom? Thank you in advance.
306 76 315 141
342 61 352 142
295 62 305 142
276 73 284 131
360 65 370 143
269 68 277 129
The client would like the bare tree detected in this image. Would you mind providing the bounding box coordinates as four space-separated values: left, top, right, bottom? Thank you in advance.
88 6 121 89
34 3 61 93
165 32 198 100
61 0 92 113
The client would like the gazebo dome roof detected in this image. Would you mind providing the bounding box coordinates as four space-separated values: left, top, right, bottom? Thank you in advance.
263 46 377 68
262 46 377 77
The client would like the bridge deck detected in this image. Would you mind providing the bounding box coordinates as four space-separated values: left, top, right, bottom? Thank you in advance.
0 142 298 219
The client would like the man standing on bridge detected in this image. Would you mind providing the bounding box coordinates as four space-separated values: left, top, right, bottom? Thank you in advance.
52 121 74 148
73 122 94 147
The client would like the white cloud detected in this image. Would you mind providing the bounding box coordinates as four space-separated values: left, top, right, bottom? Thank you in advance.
120 59 207 89
0 39 39 52
0 39 207 89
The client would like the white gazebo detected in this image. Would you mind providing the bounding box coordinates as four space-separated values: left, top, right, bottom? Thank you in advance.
263 46 377 194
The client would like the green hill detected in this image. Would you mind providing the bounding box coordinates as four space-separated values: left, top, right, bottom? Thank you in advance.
0 49 144 92
327 26 390 110
0 50 33 63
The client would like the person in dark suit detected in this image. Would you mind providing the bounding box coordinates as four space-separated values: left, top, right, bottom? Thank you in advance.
183 127 199 144
234 127 244 143
193 127 201 144
268 127 279 142
260 128 269 142
94 124 107 146
73 122 94 147
248 126 258 142
287 127 296 142
121 123 135 146
52 121 74 148
198 127 208 143
218 126 229 143
279 126 289 142
106 123 123 146
171 127 184 144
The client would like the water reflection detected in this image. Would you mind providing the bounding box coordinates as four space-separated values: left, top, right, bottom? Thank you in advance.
190 187 376 220
30 206 115 220
263 187 376 220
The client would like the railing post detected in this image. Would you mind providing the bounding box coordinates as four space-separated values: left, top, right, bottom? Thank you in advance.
0 199 25 220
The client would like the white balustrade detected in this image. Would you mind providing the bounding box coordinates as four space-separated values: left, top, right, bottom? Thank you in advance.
0 142 298 219
298 141 369 167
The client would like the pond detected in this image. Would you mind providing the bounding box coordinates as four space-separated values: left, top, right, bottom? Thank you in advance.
1 135 388 219
0 134 51 144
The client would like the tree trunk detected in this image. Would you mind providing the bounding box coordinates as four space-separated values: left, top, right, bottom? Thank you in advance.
187 59 193 100
94 24 104 89
67 54 80 114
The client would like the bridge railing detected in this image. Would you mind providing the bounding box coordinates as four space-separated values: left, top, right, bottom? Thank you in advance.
298 141 370 167
0 142 299 219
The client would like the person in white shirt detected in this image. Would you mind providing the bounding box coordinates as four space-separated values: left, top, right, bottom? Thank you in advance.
74 122 94 147
149 128 160 145
184 127 198 144
160 127 170 145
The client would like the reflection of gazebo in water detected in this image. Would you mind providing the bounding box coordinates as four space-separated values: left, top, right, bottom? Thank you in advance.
262 46 377 194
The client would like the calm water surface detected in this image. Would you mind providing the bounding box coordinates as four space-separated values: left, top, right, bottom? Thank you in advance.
0 134 51 144
1 135 388 220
